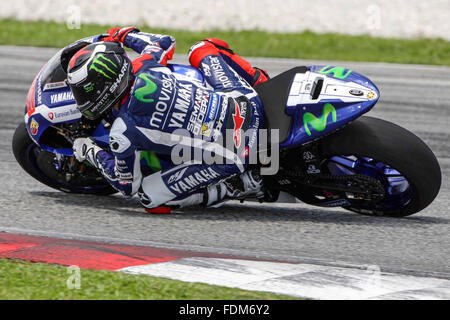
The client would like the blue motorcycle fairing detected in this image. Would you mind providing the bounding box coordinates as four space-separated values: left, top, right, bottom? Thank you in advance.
25 34 104 148
281 65 380 148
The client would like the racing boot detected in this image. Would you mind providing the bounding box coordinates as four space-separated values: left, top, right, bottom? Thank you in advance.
141 170 264 212
203 169 264 207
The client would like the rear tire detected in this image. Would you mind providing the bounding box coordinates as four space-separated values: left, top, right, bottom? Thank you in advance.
319 116 441 217
12 122 117 195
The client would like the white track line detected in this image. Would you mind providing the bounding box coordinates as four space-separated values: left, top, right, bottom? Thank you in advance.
120 257 450 300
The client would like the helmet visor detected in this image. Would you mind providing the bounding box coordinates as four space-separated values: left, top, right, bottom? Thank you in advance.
70 75 115 120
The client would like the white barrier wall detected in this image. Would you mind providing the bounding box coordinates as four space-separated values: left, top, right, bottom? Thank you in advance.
1 0 449 40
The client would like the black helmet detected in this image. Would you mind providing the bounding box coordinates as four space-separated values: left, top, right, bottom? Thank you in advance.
65 42 133 120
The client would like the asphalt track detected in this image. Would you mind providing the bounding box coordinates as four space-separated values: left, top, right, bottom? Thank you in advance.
0 46 449 279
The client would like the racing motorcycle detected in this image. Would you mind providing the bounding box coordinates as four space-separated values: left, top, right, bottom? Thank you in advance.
12 36 442 217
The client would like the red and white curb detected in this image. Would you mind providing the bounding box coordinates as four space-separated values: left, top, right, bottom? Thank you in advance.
1 232 449 300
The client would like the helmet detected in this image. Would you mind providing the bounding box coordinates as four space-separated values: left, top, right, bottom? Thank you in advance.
65 42 133 120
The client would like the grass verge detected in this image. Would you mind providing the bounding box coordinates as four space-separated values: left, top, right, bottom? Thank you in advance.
0 19 449 65
0 259 298 300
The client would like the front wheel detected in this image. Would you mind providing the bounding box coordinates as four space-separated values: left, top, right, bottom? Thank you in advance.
12 122 117 195
318 116 441 217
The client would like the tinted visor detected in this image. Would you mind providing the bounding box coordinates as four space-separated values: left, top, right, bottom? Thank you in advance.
70 74 115 120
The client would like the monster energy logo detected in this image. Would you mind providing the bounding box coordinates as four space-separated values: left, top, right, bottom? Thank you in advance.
84 83 94 93
303 103 337 136
134 73 158 103
89 54 118 79
319 66 352 79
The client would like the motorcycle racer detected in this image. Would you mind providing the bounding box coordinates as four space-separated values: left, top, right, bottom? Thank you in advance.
65 27 269 211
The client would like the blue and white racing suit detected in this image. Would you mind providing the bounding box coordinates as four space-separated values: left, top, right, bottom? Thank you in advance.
93 31 264 208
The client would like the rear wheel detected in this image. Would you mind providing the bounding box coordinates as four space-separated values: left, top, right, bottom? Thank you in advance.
318 116 441 217
12 122 117 195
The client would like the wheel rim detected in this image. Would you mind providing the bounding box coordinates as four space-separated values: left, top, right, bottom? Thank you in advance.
25 144 112 193
326 155 414 212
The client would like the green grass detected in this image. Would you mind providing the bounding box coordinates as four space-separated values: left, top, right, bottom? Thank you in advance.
0 259 298 300
0 19 449 65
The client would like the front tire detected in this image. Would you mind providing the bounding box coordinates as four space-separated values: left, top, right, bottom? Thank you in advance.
12 122 117 195
319 116 441 217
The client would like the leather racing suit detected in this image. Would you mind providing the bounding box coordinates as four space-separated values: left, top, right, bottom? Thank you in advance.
91 31 265 208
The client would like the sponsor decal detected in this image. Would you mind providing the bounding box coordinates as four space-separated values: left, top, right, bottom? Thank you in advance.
168 82 192 128
48 106 81 121
212 98 229 141
208 56 232 88
116 159 127 166
303 103 337 136
319 66 352 80
115 161 134 185
84 83 94 93
241 146 250 158
246 102 259 150
247 124 258 149
140 151 162 172
50 92 74 104
169 167 220 194
142 73 176 129
201 122 213 137
89 54 118 79
37 76 42 105
201 62 211 77
118 179 133 186
167 167 189 184
90 92 111 114
135 73 158 103
30 118 39 135
109 61 129 93
200 94 220 137
232 100 245 148
367 91 376 100
43 81 67 91
206 93 220 122
187 89 209 135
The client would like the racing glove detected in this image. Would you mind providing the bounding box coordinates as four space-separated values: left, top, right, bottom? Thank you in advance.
103 27 139 43
72 137 103 167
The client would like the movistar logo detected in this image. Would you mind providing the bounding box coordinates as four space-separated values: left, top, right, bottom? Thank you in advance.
134 73 158 103
89 54 118 79
319 66 352 79
303 103 337 136
140 151 162 172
